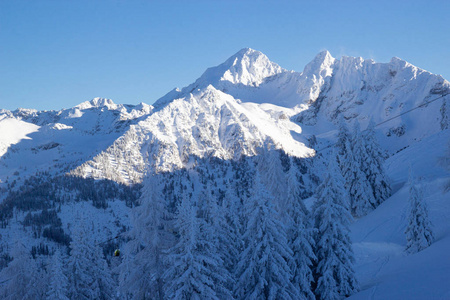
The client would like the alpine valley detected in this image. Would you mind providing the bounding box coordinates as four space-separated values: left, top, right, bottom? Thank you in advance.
0 48 449 299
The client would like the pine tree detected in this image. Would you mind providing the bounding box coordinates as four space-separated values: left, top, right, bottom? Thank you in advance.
361 120 391 205
67 223 97 300
336 122 352 200
0 241 40 300
94 241 116 300
163 195 230 299
46 249 69 300
199 184 236 290
234 173 299 300
222 185 243 277
336 115 351 162
23 264 47 300
258 149 287 209
337 121 378 217
118 246 155 300
286 158 316 300
348 124 377 216
312 157 358 299
119 174 169 299
68 217 115 300
405 170 434 254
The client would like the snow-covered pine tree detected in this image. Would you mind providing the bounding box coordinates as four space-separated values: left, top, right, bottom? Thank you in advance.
0 241 40 300
46 249 69 300
93 241 116 300
221 184 243 277
286 158 316 300
235 173 299 300
312 156 358 299
336 118 354 198
336 116 353 203
336 115 351 161
405 170 434 254
23 264 47 300
119 174 169 299
67 222 97 300
68 216 115 300
361 120 391 205
233 155 254 203
199 184 236 291
163 195 230 300
347 123 377 217
258 148 287 209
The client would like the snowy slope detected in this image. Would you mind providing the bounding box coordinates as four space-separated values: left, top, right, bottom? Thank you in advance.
0 113 40 158
350 129 450 299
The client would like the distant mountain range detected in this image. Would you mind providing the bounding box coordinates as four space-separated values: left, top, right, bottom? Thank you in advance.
1 48 448 184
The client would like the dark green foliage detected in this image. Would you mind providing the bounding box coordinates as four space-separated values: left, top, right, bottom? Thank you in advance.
23 209 67 242
0 253 12 271
0 173 141 227
43 226 72 246
23 209 61 227
31 243 51 258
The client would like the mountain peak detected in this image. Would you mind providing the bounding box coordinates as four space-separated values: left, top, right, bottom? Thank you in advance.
233 47 258 57
389 56 412 69
316 50 333 60
198 48 284 87
75 98 117 110
154 48 284 107
229 47 272 64
221 48 284 86
302 50 335 76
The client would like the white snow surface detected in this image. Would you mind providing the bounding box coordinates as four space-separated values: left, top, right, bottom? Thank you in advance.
0 114 40 157
350 129 450 299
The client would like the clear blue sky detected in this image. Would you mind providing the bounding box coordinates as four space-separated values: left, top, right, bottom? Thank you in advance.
1 0 449 111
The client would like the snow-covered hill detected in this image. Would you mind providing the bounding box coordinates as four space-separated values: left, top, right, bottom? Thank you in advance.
0 48 449 299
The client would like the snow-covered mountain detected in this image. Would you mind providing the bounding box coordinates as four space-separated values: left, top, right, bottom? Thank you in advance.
1 48 448 185
50 49 450 185
157 47 449 155
0 98 152 187
71 85 315 184
0 48 449 299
